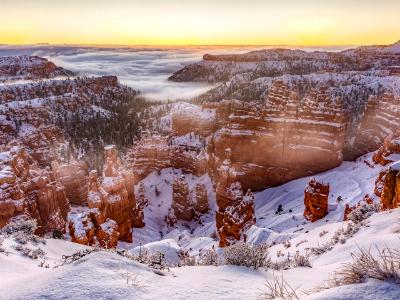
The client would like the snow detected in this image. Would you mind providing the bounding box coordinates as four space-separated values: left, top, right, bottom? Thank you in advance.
2 146 400 299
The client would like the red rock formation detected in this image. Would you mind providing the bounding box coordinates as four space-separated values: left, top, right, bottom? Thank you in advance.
376 163 400 210
171 103 216 137
101 145 135 242
217 183 256 247
130 136 171 182
194 183 209 214
132 182 147 228
353 93 400 159
373 131 400 166
129 135 208 181
87 170 109 215
0 146 69 233
69 208 119 248
0 55 72 82
172 175 194 221
56 161 89 205
215 149 255 246
304 179 329 222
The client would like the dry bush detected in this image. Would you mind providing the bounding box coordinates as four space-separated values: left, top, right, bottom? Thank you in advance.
224 242 270 269
295 239 308 247
269 251 311 270
258 274 300 300
347 202 379 224
331 246 400 286
293 251 311 268
0 238 7 255
319 230 329 237
1 217 37 235
2 217 45 245
198 247 219 266
14 245 46 260
306 242 333 256
177 250 196 267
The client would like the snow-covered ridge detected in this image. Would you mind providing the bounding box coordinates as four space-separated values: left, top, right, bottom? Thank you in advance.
0 55 73 82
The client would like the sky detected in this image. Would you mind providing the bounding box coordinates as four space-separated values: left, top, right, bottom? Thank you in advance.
1 0 400 46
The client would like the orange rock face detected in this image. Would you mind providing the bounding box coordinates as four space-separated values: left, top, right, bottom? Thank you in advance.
101 145 135 242
0 55 72 81
69 208 119 248
373 131 400 166
376 164 400 210
353 93 400 159
0 146 69 233
217 183 256 247
304 179 329 222
172 175 194 221
129 135 208 182
57 161 89 205
194 183 209 214
214 149 255 247
132 182 147 228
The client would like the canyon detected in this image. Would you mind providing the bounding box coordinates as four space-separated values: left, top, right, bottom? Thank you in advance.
1 41 400 251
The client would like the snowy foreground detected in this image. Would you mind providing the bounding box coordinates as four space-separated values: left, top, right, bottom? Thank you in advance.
1 154 400 299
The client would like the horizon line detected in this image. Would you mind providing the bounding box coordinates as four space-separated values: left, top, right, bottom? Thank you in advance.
0 42 366 48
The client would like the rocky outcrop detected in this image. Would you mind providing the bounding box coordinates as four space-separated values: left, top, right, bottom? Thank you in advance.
172 175 193 221
132 183 147 228
70 145 144 246
69 208 119 248
0 55 73 82
215 149 255 246
194 183 209 214
376 163 400 210
352 93 400 159
304 179 329 222
169 43 400 83
217 182 256 247
56 161 89 205
0 146 69 233
101 145 135 242
210 82 346 191
373 131 400 166
171 103 216 137
129 134 208 181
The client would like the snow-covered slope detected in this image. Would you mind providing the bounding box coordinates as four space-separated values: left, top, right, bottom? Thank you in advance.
1 207 400 299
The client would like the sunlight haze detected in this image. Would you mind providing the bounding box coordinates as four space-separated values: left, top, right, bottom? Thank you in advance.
1 0 400 46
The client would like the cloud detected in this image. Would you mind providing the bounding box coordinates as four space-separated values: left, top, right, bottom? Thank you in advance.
0 45 345 100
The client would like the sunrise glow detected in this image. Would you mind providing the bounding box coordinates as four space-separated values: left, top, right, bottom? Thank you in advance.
1 0 400 46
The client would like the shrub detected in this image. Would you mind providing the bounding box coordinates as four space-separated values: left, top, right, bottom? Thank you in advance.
0 238 7 255
306 243 333 256
224 242 270 269
198 247 219 266
177 250 196 267
52 229 64 239
258 274 300 300
269 251 311 270
14 245 47 260
347 202 379 224
293 251 311 268
331 246 400 286
147 252 169 271
1 217 37 235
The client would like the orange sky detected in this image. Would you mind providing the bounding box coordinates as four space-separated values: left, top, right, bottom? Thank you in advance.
1 0 399 46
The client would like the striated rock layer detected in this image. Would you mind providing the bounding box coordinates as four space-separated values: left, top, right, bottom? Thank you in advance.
0 146 69 233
